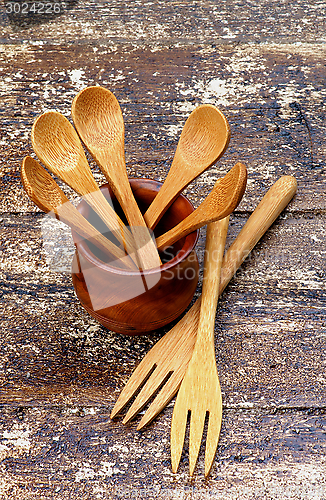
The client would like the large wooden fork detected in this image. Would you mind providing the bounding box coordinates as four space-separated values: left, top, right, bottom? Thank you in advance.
171 217 229 477
110 176 297 429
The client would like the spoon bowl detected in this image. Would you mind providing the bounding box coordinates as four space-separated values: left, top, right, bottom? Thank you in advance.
144 104 231 229
156 162 247 250
31 111 139 260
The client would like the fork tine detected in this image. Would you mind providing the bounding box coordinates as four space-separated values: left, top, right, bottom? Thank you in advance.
111 313 198 421
189 409 207 476
122 365 171 425
171 395 189 473
205 404 222 478
137 368 186 430
110 362 156 419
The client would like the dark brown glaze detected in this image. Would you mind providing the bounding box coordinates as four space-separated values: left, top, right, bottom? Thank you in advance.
71 178 199 335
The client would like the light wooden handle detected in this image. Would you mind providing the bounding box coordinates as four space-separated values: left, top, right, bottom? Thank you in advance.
56 203 136 270
196 217 230 346
82 190 139 259
155 162 247 250
219 175 297 293
143 172 177 230
171 175 297 335
89 157 162 269
156 210 198 250
20 156 136 270
111 171 162 269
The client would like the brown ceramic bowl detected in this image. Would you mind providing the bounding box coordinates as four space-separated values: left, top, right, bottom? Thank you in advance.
71 178 199 335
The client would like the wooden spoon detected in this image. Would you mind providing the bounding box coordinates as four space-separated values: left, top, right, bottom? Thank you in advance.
144 104 231 229
31 111 139 262
21 156 136 270
156 162 247 250
71 86 161 270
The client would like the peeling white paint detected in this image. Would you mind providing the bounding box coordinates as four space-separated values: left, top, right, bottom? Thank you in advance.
99 461 125 477
164 123 183 138
2 425 31 455
68 69 86 90
75 463 96 482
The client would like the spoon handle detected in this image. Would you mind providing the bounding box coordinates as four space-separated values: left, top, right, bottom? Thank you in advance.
143 170 180 230
219 175 297 286
81 190 137 257
20 157 137 270
99 164 162 270
56 202 136 270
156 162 247 250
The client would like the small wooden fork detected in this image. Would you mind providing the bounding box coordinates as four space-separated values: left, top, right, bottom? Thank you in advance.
171 217 229 477
110 176 297 431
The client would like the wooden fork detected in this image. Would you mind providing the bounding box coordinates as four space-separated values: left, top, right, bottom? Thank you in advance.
170 217 229 477
110 176 297 430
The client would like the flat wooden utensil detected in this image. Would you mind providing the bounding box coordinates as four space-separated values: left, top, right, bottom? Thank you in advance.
110 176 297 429
71 86 161 270
156 162 247 250
31 111 138 261
170 217 229 477
21 156 136 270
144 104 231 229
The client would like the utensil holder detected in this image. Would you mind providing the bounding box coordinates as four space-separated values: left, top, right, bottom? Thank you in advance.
71 178 199 335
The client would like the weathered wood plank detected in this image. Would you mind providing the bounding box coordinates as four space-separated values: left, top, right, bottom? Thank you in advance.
0 405 324 499
1 43 325 213
1 213 325 408
1 0 326 44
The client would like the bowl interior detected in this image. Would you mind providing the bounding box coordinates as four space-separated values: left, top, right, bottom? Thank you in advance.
74 178 198 271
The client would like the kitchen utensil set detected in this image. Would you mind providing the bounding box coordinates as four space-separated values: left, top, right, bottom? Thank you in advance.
21 85 297 477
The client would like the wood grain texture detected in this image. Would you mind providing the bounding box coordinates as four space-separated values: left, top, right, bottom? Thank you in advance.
1 43 325 214
0 405 324 499
1 0 326 44
1 210 324 406
0 211 325 495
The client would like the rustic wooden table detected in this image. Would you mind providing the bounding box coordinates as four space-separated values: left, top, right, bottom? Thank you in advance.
0 1 325 498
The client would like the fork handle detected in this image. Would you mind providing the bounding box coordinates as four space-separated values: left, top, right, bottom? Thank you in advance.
219 175 297 292
196 217 229 349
